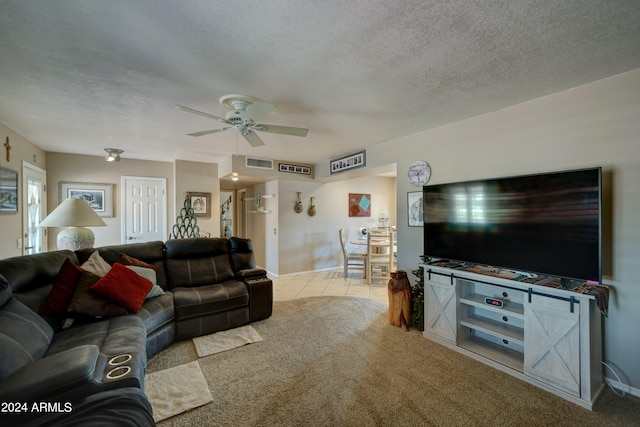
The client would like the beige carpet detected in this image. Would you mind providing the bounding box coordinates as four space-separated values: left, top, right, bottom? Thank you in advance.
147 296 640 426
144 360 213 423
192 325 263 358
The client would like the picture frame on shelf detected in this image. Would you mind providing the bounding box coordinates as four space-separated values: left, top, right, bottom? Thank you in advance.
59 181 114 217
0 167 19 214
407 191 423 227
187 192 211 218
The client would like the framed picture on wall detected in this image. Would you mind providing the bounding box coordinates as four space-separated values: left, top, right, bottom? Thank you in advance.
187 192 211 218
349 193 371 217
0 167 19 214
59 181 114 217
407 191 423 227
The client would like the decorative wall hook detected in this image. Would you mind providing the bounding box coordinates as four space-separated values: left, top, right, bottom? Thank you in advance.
308 196 316 217
294 192 303 214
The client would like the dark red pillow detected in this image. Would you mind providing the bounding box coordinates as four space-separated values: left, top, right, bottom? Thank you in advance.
67 271 128 318
90 263 153 314
118 253 158 272
39 259 83 316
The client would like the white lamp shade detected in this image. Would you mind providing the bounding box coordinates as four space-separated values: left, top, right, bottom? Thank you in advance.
40 199 106 250
40 198 107 227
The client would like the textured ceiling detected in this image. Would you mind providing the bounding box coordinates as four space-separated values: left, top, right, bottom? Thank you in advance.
0 0 639 167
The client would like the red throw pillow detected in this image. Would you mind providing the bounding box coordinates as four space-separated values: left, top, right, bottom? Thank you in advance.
39 259 83 316
90 263 153 313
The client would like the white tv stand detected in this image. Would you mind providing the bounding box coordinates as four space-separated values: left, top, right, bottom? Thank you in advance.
422 262 604 409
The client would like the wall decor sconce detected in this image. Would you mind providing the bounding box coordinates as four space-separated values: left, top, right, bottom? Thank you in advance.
294 192 303 213
308 197 316 217
104 148 123 162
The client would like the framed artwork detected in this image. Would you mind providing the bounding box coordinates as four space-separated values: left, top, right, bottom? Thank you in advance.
187 192 211 218
331 150 366 174
59 182 114 217
0 167 19 214
407 191 423 227
349 193 371 217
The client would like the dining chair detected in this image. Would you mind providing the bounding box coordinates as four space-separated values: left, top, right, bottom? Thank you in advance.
339 228 367 278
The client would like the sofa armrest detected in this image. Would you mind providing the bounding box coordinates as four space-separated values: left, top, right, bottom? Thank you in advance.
236 268 268 279
0 345 99 403
243 275 273 322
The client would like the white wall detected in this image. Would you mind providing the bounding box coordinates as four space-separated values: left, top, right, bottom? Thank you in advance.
0 124 47 258
387 70 640 395
174 160 220 238
275 175 396 275
46 152 174 247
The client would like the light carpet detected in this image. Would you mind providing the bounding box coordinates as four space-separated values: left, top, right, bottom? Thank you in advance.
144 360 212 423
192 325 263 358
147 296 640 426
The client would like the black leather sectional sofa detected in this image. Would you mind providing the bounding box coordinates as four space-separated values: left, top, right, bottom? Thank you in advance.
0 237 272 426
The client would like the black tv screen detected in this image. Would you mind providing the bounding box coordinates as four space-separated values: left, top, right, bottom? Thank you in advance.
423 168 602 282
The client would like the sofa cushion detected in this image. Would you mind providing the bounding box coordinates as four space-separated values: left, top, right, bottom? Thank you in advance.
91 263 153 314
81 250 112 277
136 292 174 335
0 280 54 381
46 315 147 360
229 237 257 272
67 271 129 318
38 259 84 316
172 280 249 321
165 238 235 288
0 250 78 295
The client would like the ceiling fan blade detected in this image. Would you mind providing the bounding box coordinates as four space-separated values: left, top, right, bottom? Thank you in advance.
255 124 308 137
175 104 229 123
244 100 275 123
187 127 233 137
242 130 265 147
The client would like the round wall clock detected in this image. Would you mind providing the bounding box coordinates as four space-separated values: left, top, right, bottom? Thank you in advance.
407 160 431 187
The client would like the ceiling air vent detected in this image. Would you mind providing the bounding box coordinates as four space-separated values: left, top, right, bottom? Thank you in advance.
245 157 274 170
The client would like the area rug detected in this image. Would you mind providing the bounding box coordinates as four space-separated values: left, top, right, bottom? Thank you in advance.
144 360 213 423
192 325 263 358
147 296 640 427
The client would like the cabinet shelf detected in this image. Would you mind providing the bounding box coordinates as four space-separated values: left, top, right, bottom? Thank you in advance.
459 293 524 319
459 336 524 372
460 314 524 346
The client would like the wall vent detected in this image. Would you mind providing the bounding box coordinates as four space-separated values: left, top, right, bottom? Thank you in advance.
245 157 274 170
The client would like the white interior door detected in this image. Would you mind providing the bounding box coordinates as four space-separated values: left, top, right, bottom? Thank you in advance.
122 176 167 244
22 162 47 254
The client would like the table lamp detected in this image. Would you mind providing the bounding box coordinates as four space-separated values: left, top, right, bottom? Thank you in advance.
39 198 107 250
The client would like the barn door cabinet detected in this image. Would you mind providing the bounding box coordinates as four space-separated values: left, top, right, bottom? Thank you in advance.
422 264 604 409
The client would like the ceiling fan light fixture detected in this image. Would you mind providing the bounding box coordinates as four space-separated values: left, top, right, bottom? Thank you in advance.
104 148 123 162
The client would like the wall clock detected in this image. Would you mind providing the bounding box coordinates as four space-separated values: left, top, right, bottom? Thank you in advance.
408 160 431 187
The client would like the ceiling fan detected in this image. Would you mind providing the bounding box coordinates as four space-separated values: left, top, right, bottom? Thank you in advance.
176 94 308 147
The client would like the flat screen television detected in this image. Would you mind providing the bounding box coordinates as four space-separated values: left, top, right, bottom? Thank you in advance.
423 167 602 282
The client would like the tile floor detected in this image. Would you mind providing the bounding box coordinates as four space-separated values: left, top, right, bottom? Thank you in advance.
270 268 389 306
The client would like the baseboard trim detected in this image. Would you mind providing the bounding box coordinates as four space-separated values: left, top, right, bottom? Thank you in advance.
604 377 640 398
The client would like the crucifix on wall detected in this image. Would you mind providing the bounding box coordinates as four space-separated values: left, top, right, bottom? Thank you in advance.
4 137 10 162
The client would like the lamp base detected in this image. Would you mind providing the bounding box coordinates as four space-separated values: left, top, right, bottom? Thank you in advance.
57 227 95 251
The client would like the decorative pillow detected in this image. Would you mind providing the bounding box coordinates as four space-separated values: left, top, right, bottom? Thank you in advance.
67 271 128 318
81 251 111 277
39 259 84 316
118 253 158 272
125 265 165 299
90 263 153 313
